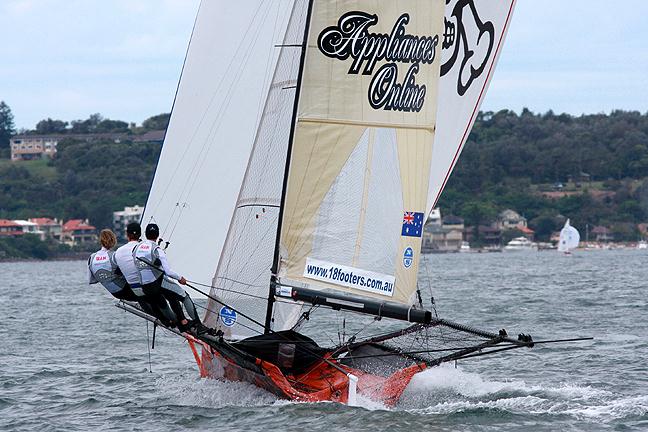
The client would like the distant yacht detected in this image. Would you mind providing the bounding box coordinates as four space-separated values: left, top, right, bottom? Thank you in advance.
637 240 648 250
504 237 538 252
558 219 580 255
459 241 471 253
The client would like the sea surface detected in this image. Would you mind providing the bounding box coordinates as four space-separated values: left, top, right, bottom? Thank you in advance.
1 250 647 431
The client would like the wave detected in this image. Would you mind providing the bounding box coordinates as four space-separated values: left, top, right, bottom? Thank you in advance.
399 364 647 422
150 364 646 424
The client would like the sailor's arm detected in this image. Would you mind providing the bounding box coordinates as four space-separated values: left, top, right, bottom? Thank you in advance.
88 256 98 284
157 248 186 285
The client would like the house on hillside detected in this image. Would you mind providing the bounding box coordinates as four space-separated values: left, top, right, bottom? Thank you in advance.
497 209 528 231
12 220 45 240
10 132 130 162
133 130 166 144
442 215 464 230
421 209 464 253
0 220 23 237
10 136 58 161
463 225 502 248
422 223 462 253
591 226 613 243
29 218 63 241
62 219 97 246
426 208 441 226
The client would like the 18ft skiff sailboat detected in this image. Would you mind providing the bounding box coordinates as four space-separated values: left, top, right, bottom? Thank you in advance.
118 0 563 405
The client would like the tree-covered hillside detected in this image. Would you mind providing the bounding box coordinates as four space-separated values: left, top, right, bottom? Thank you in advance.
0 138 160 229
1 108 648 241
439 109 648 240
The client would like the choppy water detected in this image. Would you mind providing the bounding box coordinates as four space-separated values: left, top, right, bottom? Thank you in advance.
1 250 647 431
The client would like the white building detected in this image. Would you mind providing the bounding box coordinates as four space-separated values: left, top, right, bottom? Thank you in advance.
10 135 58 161
13 220 46 240
427 208 442 226
113 205 144 240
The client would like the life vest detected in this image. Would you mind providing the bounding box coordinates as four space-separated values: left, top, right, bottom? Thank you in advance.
89 249 127 294
133 240 163 284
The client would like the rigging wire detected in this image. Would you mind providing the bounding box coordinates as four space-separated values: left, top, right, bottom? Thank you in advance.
214 8 307 303
188 278 268 300
146 321 153 373
168 0 278 240
152 0 272 224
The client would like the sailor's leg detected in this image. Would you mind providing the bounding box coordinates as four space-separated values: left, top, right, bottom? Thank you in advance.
142 281 177 324
136 298 157 317
160 276 194 322
112 288 157 319
181 294 200 322
161 289 187 323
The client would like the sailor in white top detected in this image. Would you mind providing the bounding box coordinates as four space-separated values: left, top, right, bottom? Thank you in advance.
114 222 176 324
134 223 211 334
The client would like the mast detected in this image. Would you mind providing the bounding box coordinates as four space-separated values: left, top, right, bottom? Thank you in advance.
265 0 315 334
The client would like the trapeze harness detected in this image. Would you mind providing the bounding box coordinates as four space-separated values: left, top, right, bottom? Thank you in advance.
88 249 137 301
133 241 200 323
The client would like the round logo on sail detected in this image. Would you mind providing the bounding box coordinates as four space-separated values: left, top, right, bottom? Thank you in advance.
219 307 237 327
403 247 414 268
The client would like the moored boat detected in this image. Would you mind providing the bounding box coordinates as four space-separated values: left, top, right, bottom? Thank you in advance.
504 237 538 252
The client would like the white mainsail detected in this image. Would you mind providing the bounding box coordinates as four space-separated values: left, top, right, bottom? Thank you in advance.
558 219 580 252
204 0 310 339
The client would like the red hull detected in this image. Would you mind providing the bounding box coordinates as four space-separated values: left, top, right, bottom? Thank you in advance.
187 338 424 406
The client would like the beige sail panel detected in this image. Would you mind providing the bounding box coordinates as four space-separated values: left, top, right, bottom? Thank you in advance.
279 0 444 305
393 127 434 300
300 0 441 129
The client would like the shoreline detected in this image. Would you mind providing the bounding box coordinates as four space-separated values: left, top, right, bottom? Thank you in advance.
0 253 90 263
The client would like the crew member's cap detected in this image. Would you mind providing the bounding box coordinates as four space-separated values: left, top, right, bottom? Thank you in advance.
126 222 141 237
145 223 160 238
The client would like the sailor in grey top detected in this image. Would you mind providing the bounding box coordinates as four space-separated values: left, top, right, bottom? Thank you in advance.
88 247 137 300
88 229 157 317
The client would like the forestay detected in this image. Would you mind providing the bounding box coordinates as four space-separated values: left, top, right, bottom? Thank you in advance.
277 0 445 306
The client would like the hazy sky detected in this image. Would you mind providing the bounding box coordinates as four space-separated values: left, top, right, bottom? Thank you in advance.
1 0 647 129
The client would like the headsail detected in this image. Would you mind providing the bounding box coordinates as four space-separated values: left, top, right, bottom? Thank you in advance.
140 1 295 297
276 0 446 306
558 219 580 252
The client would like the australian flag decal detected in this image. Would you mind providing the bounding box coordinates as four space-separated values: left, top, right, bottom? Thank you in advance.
401 211 424 237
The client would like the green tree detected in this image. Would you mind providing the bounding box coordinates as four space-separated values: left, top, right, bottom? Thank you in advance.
0 101 16 149
35 118 68 134
142 113 170 131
